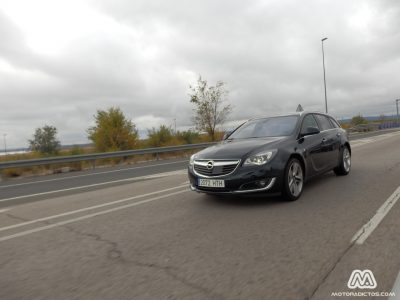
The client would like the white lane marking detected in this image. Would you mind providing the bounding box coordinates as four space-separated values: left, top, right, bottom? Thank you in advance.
351 186 400 245
0 189 189 242
0 160 188 188
0 184 188 232
351 132 400 149
352 143 374 149
0 170 186 203
351 139 374 146
0 208 10 213
389 271 400 300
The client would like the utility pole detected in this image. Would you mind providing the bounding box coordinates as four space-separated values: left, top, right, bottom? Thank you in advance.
3 134 7 155
321 37 328 113
396 99 399 127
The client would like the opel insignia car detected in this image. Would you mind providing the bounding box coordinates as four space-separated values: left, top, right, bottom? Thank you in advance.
188 112 351 201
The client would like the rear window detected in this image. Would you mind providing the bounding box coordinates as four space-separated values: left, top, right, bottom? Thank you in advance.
329 117 341 128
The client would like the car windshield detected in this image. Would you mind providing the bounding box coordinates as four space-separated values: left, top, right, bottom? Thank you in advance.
228 115 299 139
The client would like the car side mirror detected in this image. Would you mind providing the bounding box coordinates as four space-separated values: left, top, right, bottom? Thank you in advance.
301 127 320 137
222 130 232 140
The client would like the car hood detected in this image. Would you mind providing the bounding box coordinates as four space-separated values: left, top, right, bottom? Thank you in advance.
195 137 287 159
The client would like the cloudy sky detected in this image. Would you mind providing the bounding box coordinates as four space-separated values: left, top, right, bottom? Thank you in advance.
0 0 399 148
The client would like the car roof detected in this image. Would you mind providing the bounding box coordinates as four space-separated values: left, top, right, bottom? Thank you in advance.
249 111 330 121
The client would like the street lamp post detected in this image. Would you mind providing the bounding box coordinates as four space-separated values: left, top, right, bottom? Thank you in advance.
173 118 177 134
396 99 400 127
3 134 6 155
321 37 328 113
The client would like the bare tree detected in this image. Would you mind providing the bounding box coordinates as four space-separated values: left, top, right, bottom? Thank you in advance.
189 76 232 141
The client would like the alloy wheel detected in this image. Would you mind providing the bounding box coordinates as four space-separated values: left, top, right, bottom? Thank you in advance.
288 161 303 197
343 147 351 172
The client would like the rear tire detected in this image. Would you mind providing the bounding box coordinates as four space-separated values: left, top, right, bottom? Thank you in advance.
282 158 304 201
334 146 351 176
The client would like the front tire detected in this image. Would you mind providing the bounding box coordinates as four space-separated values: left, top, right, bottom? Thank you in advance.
282 158 304 201
334 146 351 176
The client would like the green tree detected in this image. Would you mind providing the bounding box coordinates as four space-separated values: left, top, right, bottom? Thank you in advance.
29 125 61 155
88 107 138 152
189 76 232 141
147 125 174 147
351 114 368 126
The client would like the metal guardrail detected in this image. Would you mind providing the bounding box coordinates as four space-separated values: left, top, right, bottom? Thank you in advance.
0 142 217 170
347 123 400 133
347 123 380 133
1 127 398 171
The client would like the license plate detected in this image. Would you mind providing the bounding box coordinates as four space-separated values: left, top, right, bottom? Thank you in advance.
198 179 225 188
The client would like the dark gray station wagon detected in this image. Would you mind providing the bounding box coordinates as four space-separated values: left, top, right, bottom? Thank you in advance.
188 112 351 201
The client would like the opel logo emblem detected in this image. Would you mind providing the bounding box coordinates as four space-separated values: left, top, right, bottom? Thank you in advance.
206 160 214 170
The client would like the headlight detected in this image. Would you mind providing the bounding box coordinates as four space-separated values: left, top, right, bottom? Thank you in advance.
189 154 196 165
244 150 277 166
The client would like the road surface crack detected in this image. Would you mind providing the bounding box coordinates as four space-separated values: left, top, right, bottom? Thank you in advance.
4 213 30 222
61 225 122 260
61 225 224 299
122 259 224 300
142 265 225 300
308 242 355 299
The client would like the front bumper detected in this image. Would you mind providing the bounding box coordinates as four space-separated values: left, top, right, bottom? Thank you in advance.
188 163 283 194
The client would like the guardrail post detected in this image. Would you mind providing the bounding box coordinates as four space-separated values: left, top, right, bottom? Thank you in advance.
156 153 159 161
92 160 96 169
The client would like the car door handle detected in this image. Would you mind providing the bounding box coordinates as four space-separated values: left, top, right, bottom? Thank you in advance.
336 133 341 137
321 138 327 143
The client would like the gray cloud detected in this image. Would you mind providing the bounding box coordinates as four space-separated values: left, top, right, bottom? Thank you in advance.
0 0 399 148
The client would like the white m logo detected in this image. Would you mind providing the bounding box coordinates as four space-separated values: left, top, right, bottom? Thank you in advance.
347 269 377 289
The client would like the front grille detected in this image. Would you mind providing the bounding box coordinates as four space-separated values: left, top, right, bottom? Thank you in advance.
193 160 240 177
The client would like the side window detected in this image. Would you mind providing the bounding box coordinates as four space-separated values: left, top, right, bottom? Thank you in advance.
329 117 341 128
314 114 334 131
301 114 319 134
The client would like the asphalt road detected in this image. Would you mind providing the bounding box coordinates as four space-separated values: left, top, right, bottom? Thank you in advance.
0 158 189 207
0 130 400 299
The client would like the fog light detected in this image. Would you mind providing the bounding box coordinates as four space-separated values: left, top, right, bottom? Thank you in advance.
258 179 267 187
239 178 271 190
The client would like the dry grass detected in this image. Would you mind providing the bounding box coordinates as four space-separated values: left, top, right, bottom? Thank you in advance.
0 148 200 179
0 131 222 179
